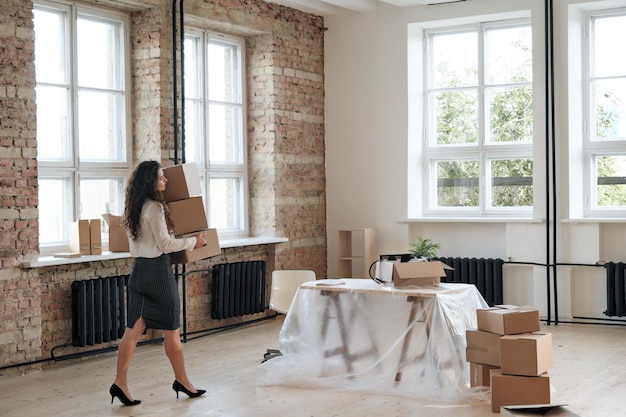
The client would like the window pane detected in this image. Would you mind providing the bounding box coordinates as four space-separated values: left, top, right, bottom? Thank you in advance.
208 41 240 103
78 90 125 161
209 177 242 229
487 86 533 143
80 178 124 219
596 155 626 207
434 90 478 144
39 178 70 244
209 103 242 163
184 36 201 99
490 159 533 207
486 26 532 85
592 15 626 78
184 99 202 163
593 79 626 139
77 15 122 90
34 7 67 85
431 31 477 88
436 160 479 207
36 85 71 160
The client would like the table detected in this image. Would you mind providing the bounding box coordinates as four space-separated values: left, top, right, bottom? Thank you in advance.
257 279 489 402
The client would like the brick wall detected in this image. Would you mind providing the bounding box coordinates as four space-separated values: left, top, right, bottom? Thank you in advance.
0 0 326 374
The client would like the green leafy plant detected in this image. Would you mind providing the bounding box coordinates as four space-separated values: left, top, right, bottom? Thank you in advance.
409 237 441 259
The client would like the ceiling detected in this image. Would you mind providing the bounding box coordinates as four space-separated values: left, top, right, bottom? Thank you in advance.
264 0 466 15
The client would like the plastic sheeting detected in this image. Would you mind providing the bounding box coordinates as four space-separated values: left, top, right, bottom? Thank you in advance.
257 279 490 402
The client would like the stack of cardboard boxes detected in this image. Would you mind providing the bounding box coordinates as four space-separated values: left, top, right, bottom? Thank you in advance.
465 305 555 413
161 163 221 264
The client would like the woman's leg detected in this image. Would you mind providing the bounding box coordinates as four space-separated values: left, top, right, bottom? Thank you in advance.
163 328 198 392
113 317 146 399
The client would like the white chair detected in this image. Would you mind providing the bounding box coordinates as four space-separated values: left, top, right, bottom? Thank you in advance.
264 270 316 362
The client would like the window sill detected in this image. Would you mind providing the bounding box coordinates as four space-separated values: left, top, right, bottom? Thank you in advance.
21 236 289 268
561 218 626 224
404 217 545 223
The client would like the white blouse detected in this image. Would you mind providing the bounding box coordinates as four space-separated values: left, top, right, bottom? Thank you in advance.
128 200 196 258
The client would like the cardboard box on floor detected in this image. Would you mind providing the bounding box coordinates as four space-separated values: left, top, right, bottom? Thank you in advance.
170 228 221 264
391 261 453 287
162 162 202 203
469 362 499 387
466 329 502 366
477 305 540 335
500 404 580 417
101 214 130 252
167 196 208 236
491 369 551 413
500 332 553 377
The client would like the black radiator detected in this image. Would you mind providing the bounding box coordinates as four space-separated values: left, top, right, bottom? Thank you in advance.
211 261 266 319
71 275 129 347
604 262 626 317
434 257 504 306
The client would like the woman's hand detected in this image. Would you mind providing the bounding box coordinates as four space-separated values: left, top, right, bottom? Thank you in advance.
193 233 206 248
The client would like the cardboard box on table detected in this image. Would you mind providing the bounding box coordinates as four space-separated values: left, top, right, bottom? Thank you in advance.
500 332 553 377
490 369 551 413
500 404 580 416
170 228 221 264
466 329 502 367
167 196 208 236
477 305 540 335
162 162 202 203
389 261 453 287
101 214 130 252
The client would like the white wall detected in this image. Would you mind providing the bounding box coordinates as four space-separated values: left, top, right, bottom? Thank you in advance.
323 0 626 323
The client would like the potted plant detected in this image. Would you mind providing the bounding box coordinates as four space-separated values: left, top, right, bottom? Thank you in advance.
409 236 441 260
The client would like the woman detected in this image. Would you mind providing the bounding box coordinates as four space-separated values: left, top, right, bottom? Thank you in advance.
109 160 207 406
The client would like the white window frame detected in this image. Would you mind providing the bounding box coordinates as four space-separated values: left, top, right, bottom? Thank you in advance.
583 8 626 218
34 0 131 254
183 29 249 239
422 19 534 218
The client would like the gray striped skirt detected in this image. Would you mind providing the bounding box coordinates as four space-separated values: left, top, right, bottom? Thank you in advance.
127 253 180 330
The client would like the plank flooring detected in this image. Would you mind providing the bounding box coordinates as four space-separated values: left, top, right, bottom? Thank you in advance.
0 317 624 416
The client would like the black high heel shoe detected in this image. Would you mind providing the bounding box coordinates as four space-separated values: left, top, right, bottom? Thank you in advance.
109 383 141 406
172 380 206 399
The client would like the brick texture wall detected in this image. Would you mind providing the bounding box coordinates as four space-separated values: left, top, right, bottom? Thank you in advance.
0 0 326 374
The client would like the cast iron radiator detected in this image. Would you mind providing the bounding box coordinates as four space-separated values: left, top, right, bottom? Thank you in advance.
71 275 129 347
211 260 266 319
604 262 626 317
434 257 504 306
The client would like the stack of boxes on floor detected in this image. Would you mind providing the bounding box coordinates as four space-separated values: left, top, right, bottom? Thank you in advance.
162 163 221 264
466 305 553 413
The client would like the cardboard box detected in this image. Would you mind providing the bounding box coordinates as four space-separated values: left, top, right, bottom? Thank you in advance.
466 329 502 366
391 261 453 287
491 369 551 413
170 228 221 264
167 196 208 236
89 218 102 255
69 219 91 255
477 305 541 335
500 332 553 376
500 404 580 416
469 362 499 387
101 214 130 252
162 162 202 202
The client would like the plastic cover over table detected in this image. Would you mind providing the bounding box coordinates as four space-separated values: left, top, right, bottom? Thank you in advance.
257 279 490 402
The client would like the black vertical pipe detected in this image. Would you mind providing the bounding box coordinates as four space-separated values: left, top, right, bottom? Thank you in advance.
544 0 552 325
180 0 186 164
548 0 559 325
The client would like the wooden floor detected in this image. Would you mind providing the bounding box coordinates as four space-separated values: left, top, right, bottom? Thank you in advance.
0 317 624 417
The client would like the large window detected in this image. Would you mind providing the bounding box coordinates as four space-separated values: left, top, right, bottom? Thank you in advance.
423 20 533 216
585 11 626 216
34 1 131 253
184 30 248 238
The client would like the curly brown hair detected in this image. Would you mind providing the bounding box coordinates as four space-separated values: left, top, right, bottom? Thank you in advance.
123 160 175 241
